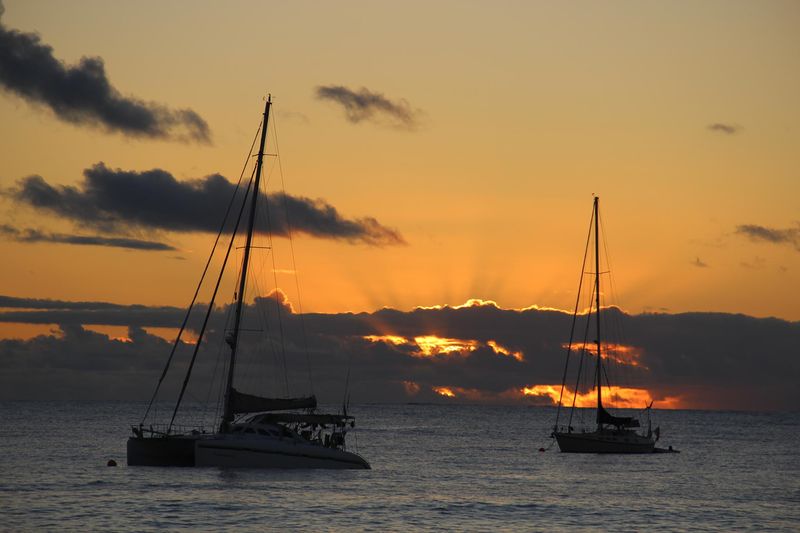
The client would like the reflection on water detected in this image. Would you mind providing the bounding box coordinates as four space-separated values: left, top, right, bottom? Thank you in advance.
1 402 798 530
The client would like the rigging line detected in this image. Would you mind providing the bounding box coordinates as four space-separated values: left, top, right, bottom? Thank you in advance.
342 355 353 417
250 266 285 397
598 210 635 405
262 276 289 396
168 174 255 433
203 301 235 429
600 288 621 402
599 212 627 354
270 111 315 395
554 203 595 431
601 212 633 394
251 196 285 395
567 280 596 430
257 149 292 397
213 309 234 428
249 137 290 396
140 119 263 426
268 218 292 397
599 209 624 313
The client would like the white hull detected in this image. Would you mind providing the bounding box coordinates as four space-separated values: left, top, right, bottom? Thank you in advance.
195 435 370 469
554 430 655 453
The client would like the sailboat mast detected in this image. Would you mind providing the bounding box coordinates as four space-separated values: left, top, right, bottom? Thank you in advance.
594 196 603 427
222 95 272 430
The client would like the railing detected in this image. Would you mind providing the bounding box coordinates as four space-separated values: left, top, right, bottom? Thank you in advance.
130 423 210 438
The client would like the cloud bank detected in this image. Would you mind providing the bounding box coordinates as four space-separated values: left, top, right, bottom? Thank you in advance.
0 3 210 142
6 163 405 246
316 85 421 130
1 296 797 411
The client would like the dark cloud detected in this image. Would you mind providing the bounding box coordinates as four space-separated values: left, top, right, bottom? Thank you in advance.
0 323 213 401
5 163 405 246
736 224 800 252
707 123 741 135
0 295 164 311
0 296 797 411
0 295 186 328
0 3 210 142
0 224 175 251
316 85 421 130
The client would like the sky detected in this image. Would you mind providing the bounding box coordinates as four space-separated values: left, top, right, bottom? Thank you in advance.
0 1 798 411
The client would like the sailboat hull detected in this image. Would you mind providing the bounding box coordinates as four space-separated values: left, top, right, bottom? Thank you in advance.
195 436 370 469
554 431 655 454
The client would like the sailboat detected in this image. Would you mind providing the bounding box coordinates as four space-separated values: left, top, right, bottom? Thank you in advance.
127 96 370 469
551 196 660 453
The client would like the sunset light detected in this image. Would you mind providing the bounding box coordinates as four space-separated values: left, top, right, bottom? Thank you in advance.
521 384 684 409
413 336 478 356
486 340 524 362
1 1 798 528
433 387 455 398
363 334 408 346
563 342 646 368
415 299 500 311
363 334 523 360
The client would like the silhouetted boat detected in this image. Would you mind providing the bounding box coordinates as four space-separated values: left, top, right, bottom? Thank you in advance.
551 197 660 453
127 96 370 469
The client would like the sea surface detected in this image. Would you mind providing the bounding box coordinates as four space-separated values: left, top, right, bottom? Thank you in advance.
1 402 798 531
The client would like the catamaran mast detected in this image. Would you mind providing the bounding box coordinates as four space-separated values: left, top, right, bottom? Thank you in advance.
221 95 272 431
594 196 603 430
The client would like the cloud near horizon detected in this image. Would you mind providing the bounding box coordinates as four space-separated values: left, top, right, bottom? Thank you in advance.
5 163 405 246
316 85 421 130
0 2 210 143
0 296 797 412
0 224 176 251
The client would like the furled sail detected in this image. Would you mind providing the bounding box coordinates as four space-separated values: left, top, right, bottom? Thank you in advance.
597 404 640 428
230 388 317 414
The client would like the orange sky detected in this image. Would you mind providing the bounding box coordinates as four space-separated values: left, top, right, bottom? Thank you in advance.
1 0 799 321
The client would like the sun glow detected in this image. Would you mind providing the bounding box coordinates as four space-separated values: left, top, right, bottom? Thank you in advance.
83 325 132 343
363 334 408 346
521 384 683 409
363 334 523 360
415 298 500 311
486 340 524 362
413 335 479 356
433 386 456 398
564 342 646 368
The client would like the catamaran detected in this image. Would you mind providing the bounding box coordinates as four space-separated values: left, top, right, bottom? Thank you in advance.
127 96 370 469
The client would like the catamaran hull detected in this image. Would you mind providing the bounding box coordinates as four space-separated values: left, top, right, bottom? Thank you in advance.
195 439 370 469
127 436 200 466
554 432 655 454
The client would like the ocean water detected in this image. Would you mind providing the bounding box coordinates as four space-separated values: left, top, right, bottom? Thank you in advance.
1 402 798 531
